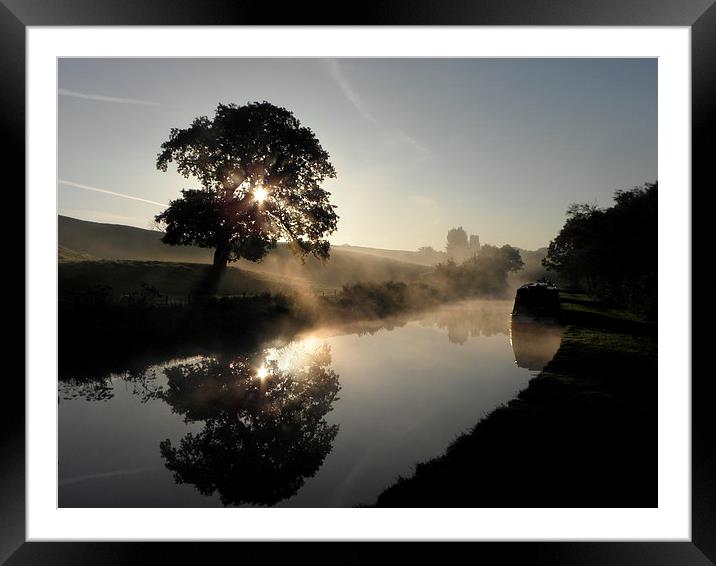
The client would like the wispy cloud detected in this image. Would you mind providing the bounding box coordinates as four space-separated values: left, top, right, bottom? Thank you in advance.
59 466 158 487
324 59 379 125
59 179 166 207
394 130 430 163
58 88 161 106
324 59 430 163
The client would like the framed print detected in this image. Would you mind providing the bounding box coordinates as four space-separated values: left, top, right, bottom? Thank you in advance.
5 0 714 563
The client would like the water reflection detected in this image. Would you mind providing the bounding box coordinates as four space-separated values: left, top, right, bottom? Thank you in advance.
59 300 561 507
158 343 340 506
510 319 564 371
423 301 510 344
59 367 163 403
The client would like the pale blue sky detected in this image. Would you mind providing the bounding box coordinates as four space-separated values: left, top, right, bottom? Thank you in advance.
58 58 657 251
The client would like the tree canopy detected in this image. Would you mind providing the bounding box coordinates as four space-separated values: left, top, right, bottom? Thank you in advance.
155 102 338 272
543 182 657 317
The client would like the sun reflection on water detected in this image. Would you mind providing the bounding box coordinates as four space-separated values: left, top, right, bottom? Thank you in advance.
263 336 326 373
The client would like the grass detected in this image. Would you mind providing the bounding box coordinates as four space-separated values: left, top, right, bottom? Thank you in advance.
558 293 657 357
560 291 651 323
58 259 313 299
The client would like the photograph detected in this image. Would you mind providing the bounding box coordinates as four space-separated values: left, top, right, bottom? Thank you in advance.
56 56 659 509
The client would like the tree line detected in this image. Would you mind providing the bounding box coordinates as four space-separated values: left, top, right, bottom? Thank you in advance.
543 182 657 319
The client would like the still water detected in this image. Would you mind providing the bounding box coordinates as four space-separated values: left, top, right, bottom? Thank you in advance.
59 300 562 507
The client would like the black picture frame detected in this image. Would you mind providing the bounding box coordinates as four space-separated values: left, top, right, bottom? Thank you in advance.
4 1 713 563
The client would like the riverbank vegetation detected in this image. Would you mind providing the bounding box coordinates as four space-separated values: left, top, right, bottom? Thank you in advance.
543 182 657 319
59 245 524 379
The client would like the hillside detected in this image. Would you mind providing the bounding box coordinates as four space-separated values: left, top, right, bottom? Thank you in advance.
334 244 446 266
58 215 430 294
58 245 96 263
58 215 213 264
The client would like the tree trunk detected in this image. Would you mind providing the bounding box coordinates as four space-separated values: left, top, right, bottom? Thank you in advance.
194 240 229 297
213 240 230 271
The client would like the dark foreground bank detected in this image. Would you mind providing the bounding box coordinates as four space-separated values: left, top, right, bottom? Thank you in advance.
376 293 657 507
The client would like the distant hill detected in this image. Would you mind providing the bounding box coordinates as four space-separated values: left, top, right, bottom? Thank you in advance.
58 215 430 293
58 215 213 264
335 244 446 266
58 245 96 263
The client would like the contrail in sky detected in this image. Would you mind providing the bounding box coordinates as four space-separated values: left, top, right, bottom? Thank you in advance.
58 88 161 106
59 466 158 486
58 179 166 207
323 59 429 162
323 59 380 125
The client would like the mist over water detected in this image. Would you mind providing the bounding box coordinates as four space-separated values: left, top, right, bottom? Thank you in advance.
59 300 563 508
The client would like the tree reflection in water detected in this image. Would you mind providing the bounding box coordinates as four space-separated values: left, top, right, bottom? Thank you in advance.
158 344 341 506
59 367 162 403
423 301 510 345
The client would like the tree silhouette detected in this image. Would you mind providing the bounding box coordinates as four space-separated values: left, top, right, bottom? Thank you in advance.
543 182 657 317
445 227 469 263
415 246 447 266
433 244 523 298
159 345 341 506
155 102 339 288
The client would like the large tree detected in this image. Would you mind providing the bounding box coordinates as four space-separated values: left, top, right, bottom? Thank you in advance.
155 102 339 274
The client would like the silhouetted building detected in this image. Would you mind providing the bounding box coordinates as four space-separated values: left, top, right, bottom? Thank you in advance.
469 234 480 255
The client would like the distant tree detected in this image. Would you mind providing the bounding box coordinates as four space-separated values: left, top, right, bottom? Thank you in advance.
475 244 524 274
446 227 470 263
433 244 524 297
416 246 447 265
543 182 657 317
511 247 552 285
469 244 524 294
155 102 339 280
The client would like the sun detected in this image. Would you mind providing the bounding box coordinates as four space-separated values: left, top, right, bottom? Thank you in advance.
253 186 268 203
256 365 269 380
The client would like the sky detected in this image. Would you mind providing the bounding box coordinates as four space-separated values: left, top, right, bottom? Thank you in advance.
58 58 657 251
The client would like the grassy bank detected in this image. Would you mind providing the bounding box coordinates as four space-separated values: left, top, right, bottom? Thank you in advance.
375 292 657 507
